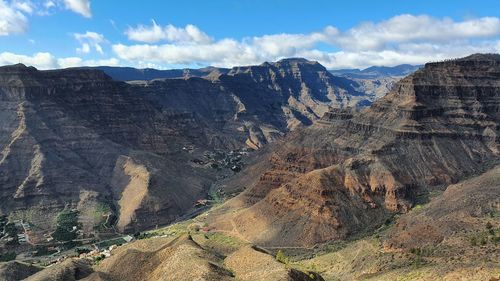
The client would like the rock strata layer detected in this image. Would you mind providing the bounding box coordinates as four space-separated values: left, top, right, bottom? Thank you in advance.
208 54 500 246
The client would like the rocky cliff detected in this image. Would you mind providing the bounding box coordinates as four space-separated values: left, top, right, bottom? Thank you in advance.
130 58 374 148
207 54 500 247
0 64 235 234
0 58 372 235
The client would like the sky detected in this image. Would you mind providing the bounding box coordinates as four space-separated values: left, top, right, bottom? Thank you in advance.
1 0 500 70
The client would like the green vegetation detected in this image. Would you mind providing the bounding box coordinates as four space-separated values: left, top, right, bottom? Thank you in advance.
469 225 498 247
33 246 58 257
409 248 423 268
202 232 243 247
95 237 126 249
276 250 291 265
0 252 16 262
93 254 106 265
3 222 19 245
76 247 91 255
51 210 80 242
470 236 477 246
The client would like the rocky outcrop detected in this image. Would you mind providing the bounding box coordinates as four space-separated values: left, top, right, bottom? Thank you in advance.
0 58 373 234
0 64 227 233
133 58 375 148
208 54 500 247
0 261 42 281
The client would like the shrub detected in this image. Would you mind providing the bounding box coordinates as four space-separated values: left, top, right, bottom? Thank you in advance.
76 248 91 255
470 237 477 246
51 210 80 242
0 252 16 262
480 237 487 245
275 250 290 264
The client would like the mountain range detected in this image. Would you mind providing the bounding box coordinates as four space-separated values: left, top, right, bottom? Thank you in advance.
0 55 498 281
0 58 388 237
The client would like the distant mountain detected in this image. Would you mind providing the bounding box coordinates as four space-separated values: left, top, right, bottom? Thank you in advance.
330 64 422 79
82 66 230 81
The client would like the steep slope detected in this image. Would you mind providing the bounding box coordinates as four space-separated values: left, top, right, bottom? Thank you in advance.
25 259 94 281
0 261 42 281
89 235 234 281
297 164 500 281
0 58 373 236
208 54 500 247
130 58 374 148
0 64 234 234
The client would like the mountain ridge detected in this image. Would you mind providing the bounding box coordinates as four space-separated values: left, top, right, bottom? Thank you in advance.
206 53 500 247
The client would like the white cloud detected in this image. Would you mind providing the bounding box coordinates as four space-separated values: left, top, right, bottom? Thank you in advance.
0 0 92 36
2 14 500 70
0 0 29 35
44 0 55 9
57 56 120 68
0 52 57 69
112 15 500 69
12 1 33 14
125 20 213 44
63 0 90 18
0 51 121 69
332 15 500 51
74 31 105 54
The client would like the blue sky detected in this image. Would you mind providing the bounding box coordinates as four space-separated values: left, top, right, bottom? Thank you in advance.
1 0 500 69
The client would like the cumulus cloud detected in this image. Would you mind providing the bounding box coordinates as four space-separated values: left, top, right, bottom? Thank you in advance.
0 0 92 37
125 20 213 44
332 15 500 51
57 56 120 68
112 15 500 69
0 51 120 69
74 31 105 54
0 0 29 35
0 52 57 68
63 0 90 18
2 13 500 70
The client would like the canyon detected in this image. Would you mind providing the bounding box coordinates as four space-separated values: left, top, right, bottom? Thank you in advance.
0 54 498 281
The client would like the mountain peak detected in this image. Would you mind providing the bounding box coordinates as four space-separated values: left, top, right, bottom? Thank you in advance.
276 57 315 64
458 53 500 61
0 63 38 73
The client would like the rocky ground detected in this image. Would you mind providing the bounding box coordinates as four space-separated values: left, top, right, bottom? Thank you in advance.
15 163 498 280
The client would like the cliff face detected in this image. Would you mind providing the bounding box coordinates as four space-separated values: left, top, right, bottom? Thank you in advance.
208 54 500 247
133 58 374 149
0 58 372 234
0 64 231 233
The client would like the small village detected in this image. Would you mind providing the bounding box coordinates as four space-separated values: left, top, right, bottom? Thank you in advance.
0 211 135 267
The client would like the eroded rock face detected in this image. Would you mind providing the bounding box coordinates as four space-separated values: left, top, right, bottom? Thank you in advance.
209 54 500 247
0 64 225 233
134 58 374 148
0 58 371 234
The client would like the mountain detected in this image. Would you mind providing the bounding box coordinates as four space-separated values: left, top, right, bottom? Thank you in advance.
8 54 500 281
296 164 499 280
330 64 422 79
0 64 238 235
85 66 230 81
206 54 500 247
329 64 423 102
0 58 374 238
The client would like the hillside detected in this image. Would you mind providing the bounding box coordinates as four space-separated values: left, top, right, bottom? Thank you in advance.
206 54 500 247
0 58 374 240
